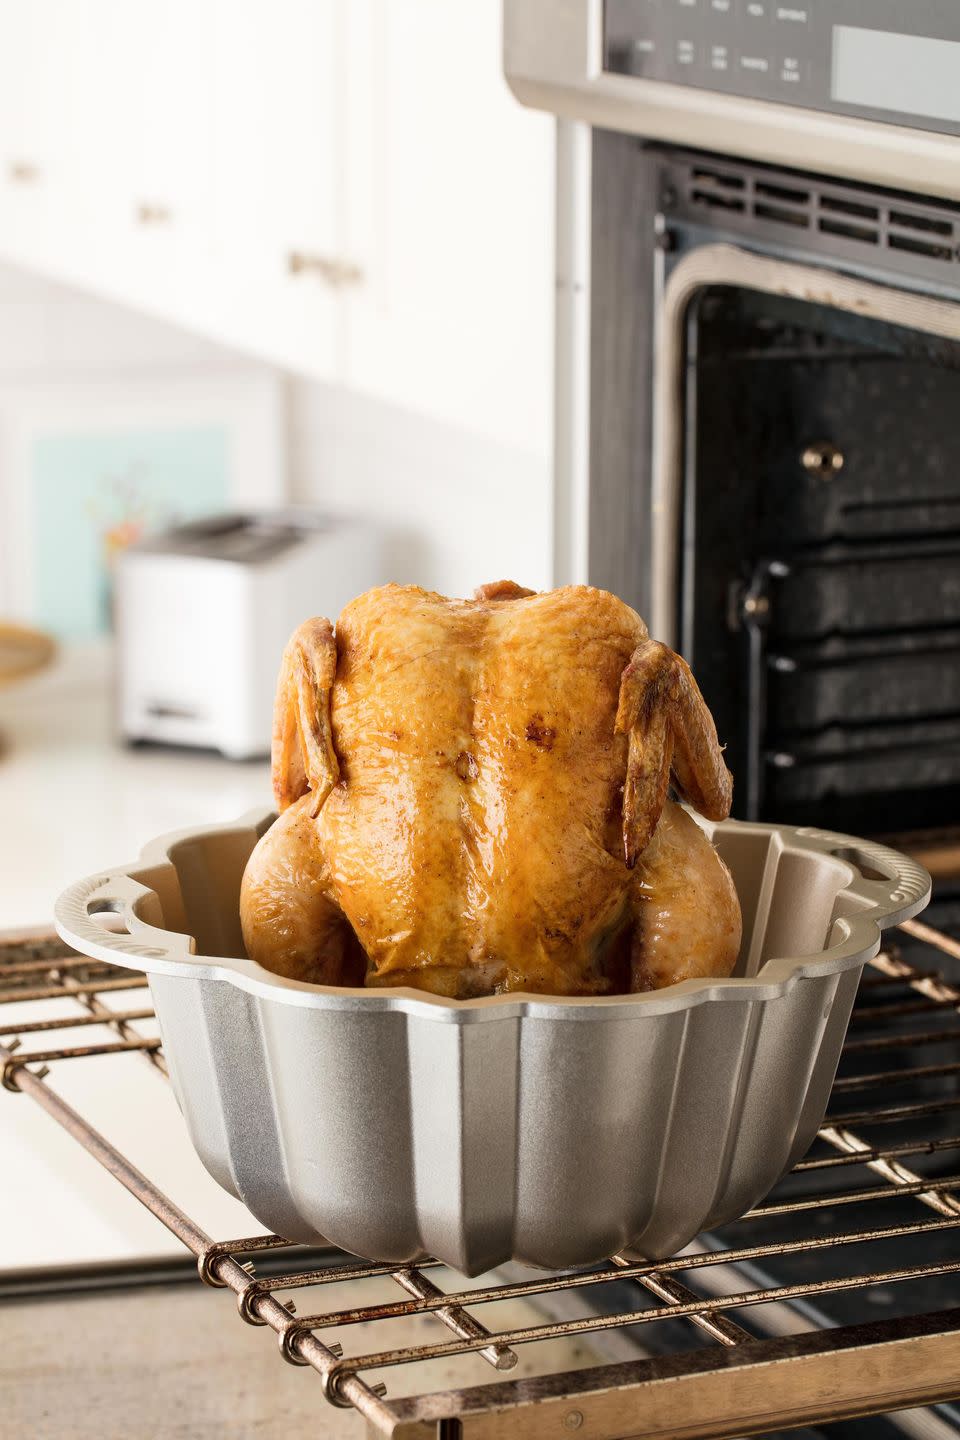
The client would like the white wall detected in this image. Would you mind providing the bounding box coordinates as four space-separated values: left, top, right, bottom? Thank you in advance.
0 261 553 605
287 377 552 598
0 260 238 377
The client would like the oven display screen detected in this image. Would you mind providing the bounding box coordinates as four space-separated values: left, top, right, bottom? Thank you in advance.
832 25 960 124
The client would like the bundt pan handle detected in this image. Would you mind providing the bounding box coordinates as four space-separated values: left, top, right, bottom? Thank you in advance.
55 869 196 971
790 826 931 930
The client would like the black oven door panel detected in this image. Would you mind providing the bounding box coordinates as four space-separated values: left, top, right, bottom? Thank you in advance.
685 286 960 834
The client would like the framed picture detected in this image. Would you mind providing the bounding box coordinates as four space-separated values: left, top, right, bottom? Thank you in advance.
0 370 285 639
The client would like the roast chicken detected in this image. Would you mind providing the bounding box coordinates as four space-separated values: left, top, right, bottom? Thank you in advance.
240 582 742 996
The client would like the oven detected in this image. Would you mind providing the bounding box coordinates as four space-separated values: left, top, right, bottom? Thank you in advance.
506 0 960 916
501 0 960 1432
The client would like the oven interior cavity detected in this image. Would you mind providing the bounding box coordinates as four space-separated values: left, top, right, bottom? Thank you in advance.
684 287 960 856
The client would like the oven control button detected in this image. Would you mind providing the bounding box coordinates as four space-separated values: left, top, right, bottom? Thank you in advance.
745 1 768 17
781 55 801 83
676 38 697 66
774 4 808 20
740 54 771 73
710 0 732 10
710 43 730 72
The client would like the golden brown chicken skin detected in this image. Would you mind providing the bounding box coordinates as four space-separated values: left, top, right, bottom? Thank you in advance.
240 583 742 996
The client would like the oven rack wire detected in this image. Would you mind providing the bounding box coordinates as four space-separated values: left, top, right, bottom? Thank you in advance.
2 922 960 1439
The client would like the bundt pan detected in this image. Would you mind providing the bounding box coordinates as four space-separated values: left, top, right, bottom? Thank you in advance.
55 810 930 1276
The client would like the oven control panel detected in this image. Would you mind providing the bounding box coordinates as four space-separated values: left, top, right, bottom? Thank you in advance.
604 0 960 137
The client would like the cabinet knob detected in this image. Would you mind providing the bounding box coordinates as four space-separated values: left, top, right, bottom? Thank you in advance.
8 162 39 184
288 252 363 287
136 203 172 226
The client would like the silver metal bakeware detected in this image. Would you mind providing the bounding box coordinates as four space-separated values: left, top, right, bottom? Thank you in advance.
55 810 931 1276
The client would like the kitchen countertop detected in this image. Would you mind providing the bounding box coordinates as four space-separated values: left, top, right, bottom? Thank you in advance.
0 640 270 931
0 641 273 1269
2 1275 610 1438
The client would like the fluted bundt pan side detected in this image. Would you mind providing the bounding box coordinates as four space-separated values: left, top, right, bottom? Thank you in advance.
56 811 930 1274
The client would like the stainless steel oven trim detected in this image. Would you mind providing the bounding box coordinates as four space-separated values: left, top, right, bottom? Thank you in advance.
504 0 960 202
552 117 593 588
651 242 960 649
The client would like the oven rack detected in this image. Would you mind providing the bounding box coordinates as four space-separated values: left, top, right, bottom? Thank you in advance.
2 923 960 1439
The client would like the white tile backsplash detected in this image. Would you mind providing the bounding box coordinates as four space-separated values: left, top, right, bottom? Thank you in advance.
287 376 553 598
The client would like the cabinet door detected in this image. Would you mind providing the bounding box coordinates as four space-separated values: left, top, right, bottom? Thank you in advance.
129 0 217 275
52 0 143 286
59 0 220 317
0 1 58 175
210 0 345 379
0 0 216 307
0 0 64 261
342 2 555 458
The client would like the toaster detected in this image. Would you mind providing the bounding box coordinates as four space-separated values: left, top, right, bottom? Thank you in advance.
115 510 384 759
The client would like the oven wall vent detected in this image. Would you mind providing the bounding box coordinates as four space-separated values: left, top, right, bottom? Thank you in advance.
673 157 960 271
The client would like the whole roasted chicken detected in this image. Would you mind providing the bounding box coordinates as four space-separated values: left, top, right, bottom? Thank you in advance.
240 583 742 996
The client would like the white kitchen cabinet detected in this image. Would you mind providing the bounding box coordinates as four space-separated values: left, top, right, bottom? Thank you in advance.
0 3 552 458
0 1 61 180
341 1 554 456
53 0 140 255
0 0 208 302
0 0 64 265
127 0 217 288
209 0 342 380
57 0 214 298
